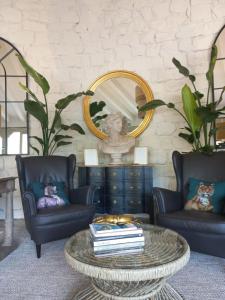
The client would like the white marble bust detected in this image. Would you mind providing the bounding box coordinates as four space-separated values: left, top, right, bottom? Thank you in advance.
98 113 135 164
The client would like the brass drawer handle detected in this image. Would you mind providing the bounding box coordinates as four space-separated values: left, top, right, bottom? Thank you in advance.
113 200 117 204
130 186 134 189
112 185 117 190
112 172 117 176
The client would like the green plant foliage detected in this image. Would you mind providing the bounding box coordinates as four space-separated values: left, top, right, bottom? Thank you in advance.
16 54 50 95
90 100 108 127
140 45 222 154
17 54 92 155
139 99 166 111
182 84 202 133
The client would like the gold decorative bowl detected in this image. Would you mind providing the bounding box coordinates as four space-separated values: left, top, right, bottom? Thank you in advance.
93 214 141 225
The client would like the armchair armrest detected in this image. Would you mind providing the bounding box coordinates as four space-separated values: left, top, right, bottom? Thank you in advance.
153 187 183 216
22 192 37 217
69 185 97 206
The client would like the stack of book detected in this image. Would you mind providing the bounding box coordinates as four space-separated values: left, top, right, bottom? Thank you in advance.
89 222 144 257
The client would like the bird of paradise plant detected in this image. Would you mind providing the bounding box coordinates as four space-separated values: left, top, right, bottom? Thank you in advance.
16 54 94 155
140 45 225 154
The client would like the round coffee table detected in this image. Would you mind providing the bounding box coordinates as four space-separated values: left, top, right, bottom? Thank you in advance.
64 224 190 299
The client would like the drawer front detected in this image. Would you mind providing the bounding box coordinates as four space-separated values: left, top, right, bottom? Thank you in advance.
93 187 105 213
106 168 124 181
125 196 144 213
124 181 143 195
105 182 123 195
88 168 105 180
125 167 143 180
87 177 104 186
106 195 124 214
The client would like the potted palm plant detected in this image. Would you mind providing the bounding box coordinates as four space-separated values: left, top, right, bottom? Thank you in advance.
17 54 94 155
140 45 225 154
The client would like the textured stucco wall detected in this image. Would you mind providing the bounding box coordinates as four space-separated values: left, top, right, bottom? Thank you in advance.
0 0 225 218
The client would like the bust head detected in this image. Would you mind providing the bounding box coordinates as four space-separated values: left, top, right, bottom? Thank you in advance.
98 112 135 164
103 113 124 135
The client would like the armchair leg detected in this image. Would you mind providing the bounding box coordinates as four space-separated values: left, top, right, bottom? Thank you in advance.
36 244 41 258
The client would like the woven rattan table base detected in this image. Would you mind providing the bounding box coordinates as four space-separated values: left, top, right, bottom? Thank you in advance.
73 283 183 300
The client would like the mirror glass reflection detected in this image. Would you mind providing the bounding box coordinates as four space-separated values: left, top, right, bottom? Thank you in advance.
90 77 146 133
213 27 225 147
0 38 28 155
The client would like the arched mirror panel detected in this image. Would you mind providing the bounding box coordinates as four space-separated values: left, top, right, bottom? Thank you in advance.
0 37 29 155
212 25 225 148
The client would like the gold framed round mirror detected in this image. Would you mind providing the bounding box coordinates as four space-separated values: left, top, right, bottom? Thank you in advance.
83 70 154 139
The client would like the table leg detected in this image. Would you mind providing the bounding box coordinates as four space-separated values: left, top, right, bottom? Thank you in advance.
3 191 14 246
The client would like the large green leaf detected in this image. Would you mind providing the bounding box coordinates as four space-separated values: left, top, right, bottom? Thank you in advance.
55 90 94 110
61 123 85 134
172 58 190 76
90 101 106 117
206 45 218 82
196 106 220 123
19 82 45 106
55 93 83 110
193 91 204 101
24 100 48 127
178 132 194 144
61 124 70 130
54 135 72 142
139 100 166 111
182 84 202 132
17 54 50 95
30 144 40 155
188 75 196 82
30 136 44 145
56 141 72 148
49 110 61 135
92 114 108 123
70 123 85 134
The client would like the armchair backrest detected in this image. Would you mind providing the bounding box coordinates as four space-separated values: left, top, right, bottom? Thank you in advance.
172 151 225 200
16 155 76 197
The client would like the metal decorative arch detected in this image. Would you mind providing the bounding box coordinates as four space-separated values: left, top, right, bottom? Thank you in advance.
0 37 29 155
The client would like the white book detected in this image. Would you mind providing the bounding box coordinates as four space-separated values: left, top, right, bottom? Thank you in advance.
93 235 145 247
90 223 143 238
94 247 144 257
94 241 145 252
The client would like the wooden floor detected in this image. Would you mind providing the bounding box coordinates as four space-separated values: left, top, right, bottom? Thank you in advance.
0 219 28 261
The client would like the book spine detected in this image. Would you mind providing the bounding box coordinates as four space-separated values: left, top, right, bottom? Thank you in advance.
93 236 144 246
94 248 144 257
93 233 143 241
94 229 143 238
94 241 145 252
90 224 140 234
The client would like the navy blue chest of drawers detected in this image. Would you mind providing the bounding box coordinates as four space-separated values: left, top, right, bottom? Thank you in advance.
78 165 153 217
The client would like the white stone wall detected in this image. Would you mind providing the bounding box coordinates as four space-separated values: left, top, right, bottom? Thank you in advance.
0 0 225 218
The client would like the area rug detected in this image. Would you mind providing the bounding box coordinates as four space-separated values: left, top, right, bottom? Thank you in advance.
0 238 225 300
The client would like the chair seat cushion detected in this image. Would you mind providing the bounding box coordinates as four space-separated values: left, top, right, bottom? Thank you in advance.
157 210 225 235
33 204 95 226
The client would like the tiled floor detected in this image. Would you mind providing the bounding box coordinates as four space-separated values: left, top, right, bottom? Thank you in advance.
0 219 28 261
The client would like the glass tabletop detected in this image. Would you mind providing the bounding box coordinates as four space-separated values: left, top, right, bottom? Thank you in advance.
65 224 189 270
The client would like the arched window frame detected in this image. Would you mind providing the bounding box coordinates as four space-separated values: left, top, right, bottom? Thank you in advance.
0 37 29 155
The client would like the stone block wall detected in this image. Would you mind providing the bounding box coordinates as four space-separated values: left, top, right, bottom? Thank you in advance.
0 0 225 218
